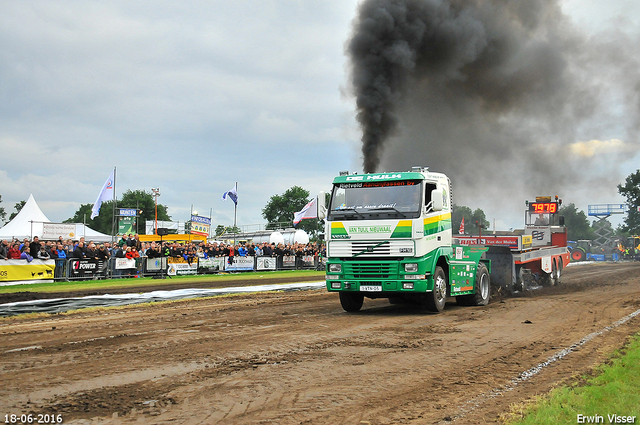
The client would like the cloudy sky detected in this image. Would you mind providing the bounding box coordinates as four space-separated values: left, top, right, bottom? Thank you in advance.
1 0 639 232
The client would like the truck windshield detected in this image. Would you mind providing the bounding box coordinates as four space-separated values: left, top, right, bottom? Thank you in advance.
327 180 422 220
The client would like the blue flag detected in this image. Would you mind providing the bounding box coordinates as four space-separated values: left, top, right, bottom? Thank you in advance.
222 183 238 205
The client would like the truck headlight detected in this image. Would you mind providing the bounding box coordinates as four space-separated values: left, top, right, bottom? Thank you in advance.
331 282 342 289
404 263 418 273
328 264 342 273
326 275 340 280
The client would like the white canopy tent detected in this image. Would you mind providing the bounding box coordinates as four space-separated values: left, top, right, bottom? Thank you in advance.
0 194 112 242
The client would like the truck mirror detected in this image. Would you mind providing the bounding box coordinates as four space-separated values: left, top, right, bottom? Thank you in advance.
317 191 327 220
431 189 443 211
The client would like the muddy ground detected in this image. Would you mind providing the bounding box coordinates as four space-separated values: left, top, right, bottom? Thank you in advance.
1 262 640 424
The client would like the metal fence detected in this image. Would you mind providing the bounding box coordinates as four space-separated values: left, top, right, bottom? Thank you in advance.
49 255 326 281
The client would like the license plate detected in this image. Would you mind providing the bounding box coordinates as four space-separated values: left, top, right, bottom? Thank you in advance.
360 285 382 292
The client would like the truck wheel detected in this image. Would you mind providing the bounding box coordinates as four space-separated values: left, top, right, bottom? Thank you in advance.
570 248 585 262
339 292 364 312
424 266 447 313
473 263 491 305
519 267 536 292
457 263 490 306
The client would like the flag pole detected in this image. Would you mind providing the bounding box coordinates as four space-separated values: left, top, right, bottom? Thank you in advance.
233 182 237 228
111 166 117 245
233 182 237 245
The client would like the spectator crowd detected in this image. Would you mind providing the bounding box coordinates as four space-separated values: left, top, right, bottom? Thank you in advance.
1 233 326 268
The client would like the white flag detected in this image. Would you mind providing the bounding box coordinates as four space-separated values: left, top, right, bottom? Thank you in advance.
293 197 318 226
90 170 115 219
222 183 238 205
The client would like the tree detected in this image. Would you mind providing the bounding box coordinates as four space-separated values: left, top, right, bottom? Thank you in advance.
0 195 6 225
452 204 490 235
262 186 322 235
214 224 240 237
8 200 26 222
65 189 171 235
618 170 640 234
558 203 593 240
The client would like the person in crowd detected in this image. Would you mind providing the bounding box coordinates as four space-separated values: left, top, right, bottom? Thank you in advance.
97 244 110 260
8 242 21 259
54 243 67 259
112 244 124 260
238 244 248 257
73 241 86 259
37 245 51 260
123 247 138 276
146 242 160 258
125 246 139 259
85 242 99 260
225 243 235 265
126 234 136 248
134 234 142 251
0 239 8 259
62 239 72 257
29 236 41 258
183 246 196 265
254 243 263 257
19 238 28 252
20 246 33 262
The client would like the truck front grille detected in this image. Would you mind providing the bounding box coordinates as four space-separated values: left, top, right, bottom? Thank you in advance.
345 263 397 279
351 241 391 256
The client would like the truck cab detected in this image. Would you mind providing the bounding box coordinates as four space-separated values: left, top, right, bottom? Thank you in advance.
323 167 490 313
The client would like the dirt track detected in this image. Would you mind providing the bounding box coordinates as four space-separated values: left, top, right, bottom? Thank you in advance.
1 262 640 424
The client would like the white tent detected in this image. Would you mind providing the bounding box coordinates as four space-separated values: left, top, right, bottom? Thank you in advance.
0 194 112 242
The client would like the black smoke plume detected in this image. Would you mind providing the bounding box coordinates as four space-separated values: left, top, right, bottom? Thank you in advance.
347 0 640 219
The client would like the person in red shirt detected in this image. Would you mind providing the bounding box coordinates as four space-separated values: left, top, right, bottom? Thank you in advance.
8 242 21 259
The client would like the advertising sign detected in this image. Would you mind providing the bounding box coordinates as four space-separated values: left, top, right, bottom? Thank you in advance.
42 223 77 240
68 259 106 279
167 257 198 276
115 258 137 270
198 257 224 272
225 256 254 271
119 208 138 216
282 255 296 269
190 215 211 237
256 257 276 271
301 255 315 268
455 235 522 250
145 257 167 272
118 216 135 235
0 259 56 284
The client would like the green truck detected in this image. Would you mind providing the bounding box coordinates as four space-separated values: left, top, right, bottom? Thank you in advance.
318 167 491 313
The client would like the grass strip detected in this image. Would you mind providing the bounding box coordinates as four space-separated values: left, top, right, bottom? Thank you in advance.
0 270 325 294
504 333 640 424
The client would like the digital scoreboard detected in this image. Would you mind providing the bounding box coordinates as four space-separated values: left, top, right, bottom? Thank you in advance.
528 202 558 214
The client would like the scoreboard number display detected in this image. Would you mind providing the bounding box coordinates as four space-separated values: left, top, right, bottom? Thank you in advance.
528 202 558 214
